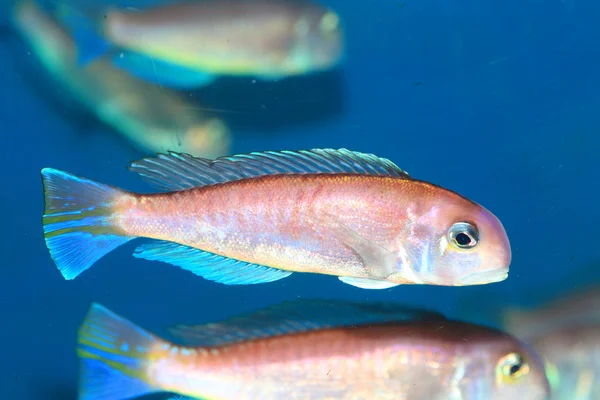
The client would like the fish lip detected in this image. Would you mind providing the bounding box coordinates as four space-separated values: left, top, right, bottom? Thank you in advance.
459 269 509 285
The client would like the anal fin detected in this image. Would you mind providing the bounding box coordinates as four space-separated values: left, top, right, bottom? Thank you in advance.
133 240 292 285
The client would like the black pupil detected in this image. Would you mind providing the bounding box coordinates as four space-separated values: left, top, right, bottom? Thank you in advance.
509 363 521 375
455 232 471 246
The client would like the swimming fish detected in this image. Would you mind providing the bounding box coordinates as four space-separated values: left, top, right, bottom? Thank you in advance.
13 0 231 157
503 285 600 340
523 324 600 400
41 148 512 288
76 299 550 400
53 0 344 89
503 287 600 399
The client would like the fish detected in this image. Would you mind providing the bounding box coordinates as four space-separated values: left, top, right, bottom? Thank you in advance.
502 287 600 399
41 148 512 288
523 324 600 400
76 299 550 400
53 0 345 89
503 285 600 340
12 0 231 158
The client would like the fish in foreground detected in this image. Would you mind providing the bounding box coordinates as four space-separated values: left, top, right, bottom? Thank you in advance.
12 0 230 158
503 287 600 399
53 0 344 89
41 148 511 289
76 299 550 400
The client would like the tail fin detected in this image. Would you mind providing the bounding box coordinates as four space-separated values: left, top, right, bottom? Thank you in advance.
77 303 162 400
53 0 112 65
41 168 134 280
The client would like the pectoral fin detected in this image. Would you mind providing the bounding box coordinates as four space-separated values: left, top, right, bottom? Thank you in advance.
312 211 399 280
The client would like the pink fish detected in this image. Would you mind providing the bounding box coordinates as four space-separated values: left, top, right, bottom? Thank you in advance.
76 299 550 400
41 148 511 288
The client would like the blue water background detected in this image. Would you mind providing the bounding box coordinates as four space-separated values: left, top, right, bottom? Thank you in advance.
1 0 599 398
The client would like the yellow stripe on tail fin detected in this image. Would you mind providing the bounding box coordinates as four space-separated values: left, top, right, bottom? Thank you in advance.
77 303 161 400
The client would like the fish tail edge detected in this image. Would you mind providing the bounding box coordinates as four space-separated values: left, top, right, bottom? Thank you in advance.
77 303 162 400
41 167 134 280
54 0 112 65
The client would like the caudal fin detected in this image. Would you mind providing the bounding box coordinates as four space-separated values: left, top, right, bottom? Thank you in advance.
77 303 162 400
53 0 113 65
41 168 134 280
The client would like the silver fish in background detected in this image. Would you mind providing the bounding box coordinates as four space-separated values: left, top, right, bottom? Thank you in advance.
504 284 600 339
53 0 345 89
12 0 231 158
525 324 600 400
76 299 550 400
503 286 600 400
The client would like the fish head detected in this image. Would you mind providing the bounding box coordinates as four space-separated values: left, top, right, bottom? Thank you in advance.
485 337 550 400
452 325 551 399
286 5 344 73
408 191 511 286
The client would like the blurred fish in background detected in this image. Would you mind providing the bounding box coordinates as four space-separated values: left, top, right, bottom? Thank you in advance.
11 0 231 157
76 299 550 400
503 285 600 399
51 0 345 89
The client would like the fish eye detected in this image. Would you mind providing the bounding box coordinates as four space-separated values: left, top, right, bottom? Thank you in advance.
320 12 339 33
448 222 479 249
497 352 530 383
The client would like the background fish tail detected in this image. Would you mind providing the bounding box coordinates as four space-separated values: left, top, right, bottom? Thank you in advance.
77 303 162 400
53 0 112 65
41 168 134 280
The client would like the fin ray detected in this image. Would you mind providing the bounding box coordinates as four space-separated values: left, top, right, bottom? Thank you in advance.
77 303 159 400
127 148 410 191
41 168 134 280
167 298 446 346
133 241 292 285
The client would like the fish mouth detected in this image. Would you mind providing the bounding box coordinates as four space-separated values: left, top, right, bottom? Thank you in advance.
459 269 509 286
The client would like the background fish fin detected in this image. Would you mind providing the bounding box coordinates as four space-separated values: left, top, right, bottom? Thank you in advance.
165 298 446 346
338 277 400 289
311 211 398 280
127 148 410 191
112 51 217 89
53 1 112 65
133 240 292 285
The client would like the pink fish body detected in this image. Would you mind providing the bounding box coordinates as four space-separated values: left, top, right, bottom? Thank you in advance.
76 300 551 400
41 149 511 288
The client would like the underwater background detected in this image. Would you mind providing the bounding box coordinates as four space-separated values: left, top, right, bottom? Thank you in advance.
1 0 599 399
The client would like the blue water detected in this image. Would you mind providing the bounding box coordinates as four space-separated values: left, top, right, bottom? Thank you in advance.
1 0 599 399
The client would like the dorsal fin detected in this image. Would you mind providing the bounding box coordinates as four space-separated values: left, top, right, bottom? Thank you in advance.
165 299 446 347
127 148 410 191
